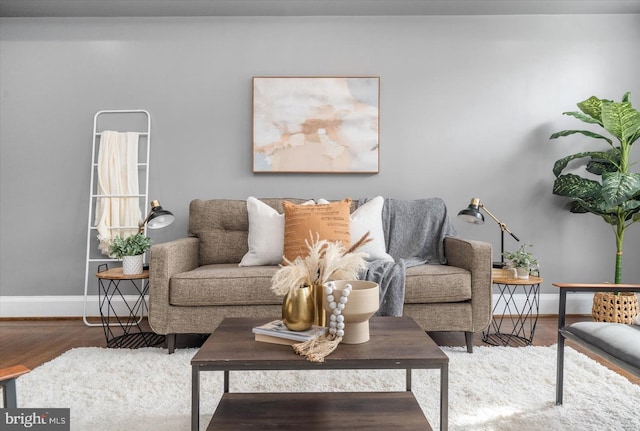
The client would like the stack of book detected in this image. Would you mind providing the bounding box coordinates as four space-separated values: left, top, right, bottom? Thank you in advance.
252 320 328 345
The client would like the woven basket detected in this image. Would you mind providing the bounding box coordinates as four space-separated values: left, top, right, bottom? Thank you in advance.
591 292 639 324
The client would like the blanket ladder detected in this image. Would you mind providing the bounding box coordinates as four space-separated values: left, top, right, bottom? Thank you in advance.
83 110 151 326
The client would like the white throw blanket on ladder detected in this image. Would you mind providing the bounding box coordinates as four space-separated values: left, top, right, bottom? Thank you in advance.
95 131 142 255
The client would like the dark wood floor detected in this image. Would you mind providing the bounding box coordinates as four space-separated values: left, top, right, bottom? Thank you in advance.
0 316 637 385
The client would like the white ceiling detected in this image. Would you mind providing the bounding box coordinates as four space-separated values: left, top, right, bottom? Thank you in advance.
1 0 640 17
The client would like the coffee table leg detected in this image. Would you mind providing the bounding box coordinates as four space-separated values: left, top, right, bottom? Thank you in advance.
192 365 199 431
406 368 411 391
441 363 448 431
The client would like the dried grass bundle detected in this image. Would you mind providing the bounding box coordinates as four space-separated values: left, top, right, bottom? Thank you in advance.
270 232 371 297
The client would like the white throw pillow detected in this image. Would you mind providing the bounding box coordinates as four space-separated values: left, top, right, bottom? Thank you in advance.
239 197 314 266
315 196 393 261
349 196 394 262
634 309 640 326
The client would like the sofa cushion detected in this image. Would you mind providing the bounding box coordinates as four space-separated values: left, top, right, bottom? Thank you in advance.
189 198 309 266
404 264 471 304
170 264 281 306
169 262 471 308
563 322 640 370
563 322 640 368
282 198 352 262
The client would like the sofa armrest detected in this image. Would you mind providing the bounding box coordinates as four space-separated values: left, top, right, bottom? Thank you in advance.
444 237 492 332
148 237 199 334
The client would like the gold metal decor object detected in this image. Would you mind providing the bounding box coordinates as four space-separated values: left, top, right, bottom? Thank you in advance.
282 285 315 331
313 283 327 327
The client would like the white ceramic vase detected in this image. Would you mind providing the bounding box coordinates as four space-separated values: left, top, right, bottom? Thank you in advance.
516 267 530 280
122 255 144 275
323 280 379 344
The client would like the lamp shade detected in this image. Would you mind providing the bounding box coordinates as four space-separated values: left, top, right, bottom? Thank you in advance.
458 198 485 225
145 200 175 230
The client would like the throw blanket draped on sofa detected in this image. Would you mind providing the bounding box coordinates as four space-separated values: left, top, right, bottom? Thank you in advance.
360 197 457 316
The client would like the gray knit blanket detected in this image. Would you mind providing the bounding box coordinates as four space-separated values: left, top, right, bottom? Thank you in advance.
360 197 457 316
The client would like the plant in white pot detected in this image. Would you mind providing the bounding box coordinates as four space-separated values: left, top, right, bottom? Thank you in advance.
109 233 152 275
502 244 539 279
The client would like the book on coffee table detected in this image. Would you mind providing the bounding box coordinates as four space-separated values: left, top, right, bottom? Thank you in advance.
252 320 327 345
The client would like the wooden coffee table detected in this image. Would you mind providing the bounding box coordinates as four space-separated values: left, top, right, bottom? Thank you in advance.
191 316 449 431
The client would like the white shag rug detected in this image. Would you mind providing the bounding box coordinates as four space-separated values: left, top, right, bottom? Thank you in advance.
13 345 639 430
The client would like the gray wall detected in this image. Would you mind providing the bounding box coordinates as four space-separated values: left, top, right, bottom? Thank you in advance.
1 14 639 302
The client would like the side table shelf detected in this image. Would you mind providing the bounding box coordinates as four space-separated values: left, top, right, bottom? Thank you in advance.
483 276 543 347
96 265 164 348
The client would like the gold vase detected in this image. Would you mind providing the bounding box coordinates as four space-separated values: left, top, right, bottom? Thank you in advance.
282 285 315 331
312 283 327 327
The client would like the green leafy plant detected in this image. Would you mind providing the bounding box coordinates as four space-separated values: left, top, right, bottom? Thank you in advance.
502 244 539 270
109 233 151 259
550 92 640 283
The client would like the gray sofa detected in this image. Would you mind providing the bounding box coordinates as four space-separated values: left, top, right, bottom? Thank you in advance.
149 198 493 353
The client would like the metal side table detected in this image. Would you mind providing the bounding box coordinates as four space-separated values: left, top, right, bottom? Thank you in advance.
96 264 164 348
483 275 543 347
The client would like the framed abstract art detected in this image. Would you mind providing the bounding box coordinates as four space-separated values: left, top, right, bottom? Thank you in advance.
252 76 380 173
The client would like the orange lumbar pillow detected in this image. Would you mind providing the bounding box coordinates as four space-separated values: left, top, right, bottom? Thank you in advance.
283 198 352 263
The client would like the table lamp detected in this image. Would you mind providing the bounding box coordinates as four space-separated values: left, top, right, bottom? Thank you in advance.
138 200 175 234
457 198 520 268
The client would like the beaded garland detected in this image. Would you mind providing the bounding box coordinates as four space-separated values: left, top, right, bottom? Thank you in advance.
325 281 351 337
292 281 352 363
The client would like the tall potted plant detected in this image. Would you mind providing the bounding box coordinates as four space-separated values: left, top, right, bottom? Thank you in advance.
550 92 640 321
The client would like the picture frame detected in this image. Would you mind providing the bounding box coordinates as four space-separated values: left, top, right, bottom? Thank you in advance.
252 76 380 173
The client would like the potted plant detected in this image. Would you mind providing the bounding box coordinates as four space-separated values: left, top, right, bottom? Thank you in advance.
109 233 152 275
550 92 640 284
502 244 539 279
550 92 640 322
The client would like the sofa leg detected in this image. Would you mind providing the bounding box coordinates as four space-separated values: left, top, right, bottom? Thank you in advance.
465 331 474 353
166 334 176 354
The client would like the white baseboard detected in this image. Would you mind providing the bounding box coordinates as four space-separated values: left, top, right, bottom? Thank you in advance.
0 295 148 318
491 292 595 316
0 293 597 318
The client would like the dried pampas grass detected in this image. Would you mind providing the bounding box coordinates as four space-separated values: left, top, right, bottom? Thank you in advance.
270 232 371 297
